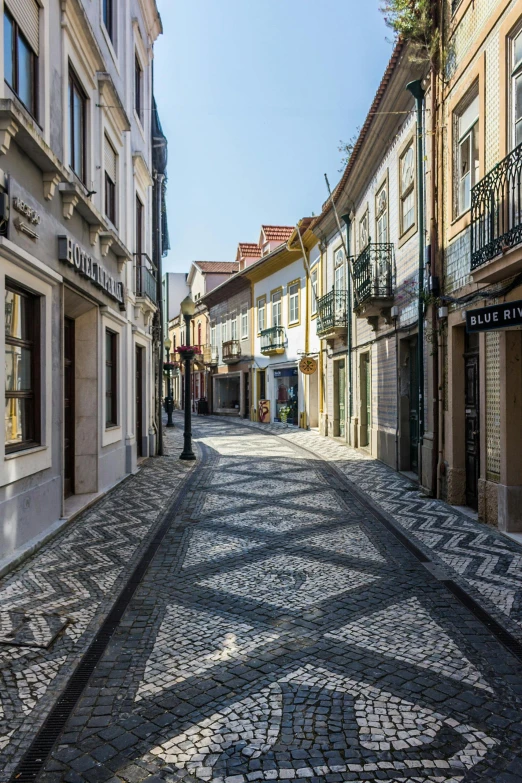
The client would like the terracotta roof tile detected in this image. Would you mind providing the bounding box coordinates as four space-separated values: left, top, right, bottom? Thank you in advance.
194 261 239 273
238 243 262 257
262 225 294 242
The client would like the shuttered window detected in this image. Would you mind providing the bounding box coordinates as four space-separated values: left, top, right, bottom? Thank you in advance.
104 135 117 225
6 0 38 55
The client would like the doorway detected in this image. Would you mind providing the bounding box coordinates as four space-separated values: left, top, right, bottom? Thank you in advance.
335 359 346 437
243 371 250 418
136 345 144 457
409 338 419 472
360 353 371 447
64 317 75 498
464 331 479 509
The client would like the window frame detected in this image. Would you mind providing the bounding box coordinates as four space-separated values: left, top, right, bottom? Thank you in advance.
399 141 416 239
511 27 522 150
5 280 41 454
271 288 282 328
230 311 238 341
68 66 87 184
104 135 117 226
334 246 345 292
257 296 266 334
103 0 115 46
134 52 143 124
375 182 388 245
240 306 248 340
287 280 300 326
310 267 318 317
3 8 38 119
105 329 118 428
453 91 480 218
359 211 369 252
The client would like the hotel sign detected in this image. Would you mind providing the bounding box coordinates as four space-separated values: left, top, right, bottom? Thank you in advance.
466 300 522 333
58 236 124 305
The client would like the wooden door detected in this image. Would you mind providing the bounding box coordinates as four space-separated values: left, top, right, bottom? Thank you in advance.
337 360 346 437
136 345 144 457
64 318 75 498
409 339 419 472
465 334 480 509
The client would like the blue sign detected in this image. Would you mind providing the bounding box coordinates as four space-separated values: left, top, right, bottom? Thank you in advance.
274 367 298 378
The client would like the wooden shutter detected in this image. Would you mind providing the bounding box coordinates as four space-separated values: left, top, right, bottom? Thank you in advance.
6 0 39 54
104 135 117 183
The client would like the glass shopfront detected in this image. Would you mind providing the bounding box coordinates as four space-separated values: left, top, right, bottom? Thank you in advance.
274 367 298 425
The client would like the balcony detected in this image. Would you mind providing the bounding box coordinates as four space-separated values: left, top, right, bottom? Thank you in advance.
316 290 349 340
353 243 394 317
260 326 285 355
135 254 157 305
203 344 218 366
222 339 241 364
471 142 522 282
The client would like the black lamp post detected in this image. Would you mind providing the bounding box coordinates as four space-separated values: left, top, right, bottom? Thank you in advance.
179 295 196 460
164 337 174 428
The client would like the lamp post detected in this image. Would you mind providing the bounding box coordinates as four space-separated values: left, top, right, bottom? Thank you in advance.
179 295 196 460
164 337 174 428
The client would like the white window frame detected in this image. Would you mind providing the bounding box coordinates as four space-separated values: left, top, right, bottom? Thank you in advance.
241 306 248 339
271 290 282 327
311 267 318 316
359 212 369 251
334 247 345 292
454 92 479 217
257 297 266 333
230 311 238 341
210 322 216 348
512 27 522 149
376 185 388 244
399 143 415 235
221 316 228 343
288 282 299 325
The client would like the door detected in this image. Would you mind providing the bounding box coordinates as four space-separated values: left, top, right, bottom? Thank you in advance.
64 318 75 498
409 339 419 472
136 345 144 457
337 360 346 437
244 372 250 419
464 333 480 509
360 353 370 447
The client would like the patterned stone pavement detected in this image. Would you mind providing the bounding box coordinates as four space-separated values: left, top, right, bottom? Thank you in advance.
6 414 520 783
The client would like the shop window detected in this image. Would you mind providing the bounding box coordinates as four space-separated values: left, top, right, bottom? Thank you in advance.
104 135 117 226
257 297 266 333
454 92 479 217
512 28 522 148
274 368 298 425
5 281 40 453
103 0 115 45
311 268 318 316
271 290 282 327
135 52 143 123
69 68 86 183
288 282 299 324
3 2 38 118
241 306 248 339
376 185 388 244
400 143 415 234
105 329 118 427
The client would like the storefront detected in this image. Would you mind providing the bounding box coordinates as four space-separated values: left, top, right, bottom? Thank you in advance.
273 366 299 425
213 373 241 415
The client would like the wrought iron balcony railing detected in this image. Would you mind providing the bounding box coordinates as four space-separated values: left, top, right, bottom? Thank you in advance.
316 290 349 337
222 339 241 363
203 344 218 366
353 243 393 308
134 253 157 303
260 326 285 354
471 142 522 270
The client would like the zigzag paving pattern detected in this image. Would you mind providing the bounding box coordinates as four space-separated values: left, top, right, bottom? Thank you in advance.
7 414 519 782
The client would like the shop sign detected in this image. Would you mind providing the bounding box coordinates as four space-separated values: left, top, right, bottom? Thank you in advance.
466 300 522 333
58 236 124 304
299 357 317 375
274 367 298 378
13 197 41 225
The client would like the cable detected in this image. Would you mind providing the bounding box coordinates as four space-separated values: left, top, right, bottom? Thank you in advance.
440 272 522 306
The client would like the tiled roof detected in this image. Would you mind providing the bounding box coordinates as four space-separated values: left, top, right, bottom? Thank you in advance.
262 225 294 242
238 243 261 257
194 262 239 273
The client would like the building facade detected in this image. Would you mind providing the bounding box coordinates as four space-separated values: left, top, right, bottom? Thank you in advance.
1 0 163 566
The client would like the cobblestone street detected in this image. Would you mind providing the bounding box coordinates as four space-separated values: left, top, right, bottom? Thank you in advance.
3 415 522 782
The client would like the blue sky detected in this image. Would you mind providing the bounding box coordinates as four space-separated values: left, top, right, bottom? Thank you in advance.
155 1 393 272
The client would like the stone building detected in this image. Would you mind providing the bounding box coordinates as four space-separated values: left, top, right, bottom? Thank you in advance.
0 0 164 568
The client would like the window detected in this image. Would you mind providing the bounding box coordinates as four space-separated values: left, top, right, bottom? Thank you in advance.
334 248 345 292
103 0 115 44
311 267 318 316
197 322 202 347
376 185 388 244
271 290 282 327
135 53 143 123
288 282 299 324
104 135 117 226
454 93 479 216
211 323 216 348
136 195 143 254
222 316 228 343
230 313 238 341
5 282 40 453
241 306 248 339
512 29 522 148
400 143 415 234
69 69 86 183
3 4 38 118
105 329 117 427
257 297 266 333
359 212 369 251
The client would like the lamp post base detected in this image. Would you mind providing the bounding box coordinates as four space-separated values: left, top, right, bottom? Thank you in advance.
179 450 196 460
166 416 175 428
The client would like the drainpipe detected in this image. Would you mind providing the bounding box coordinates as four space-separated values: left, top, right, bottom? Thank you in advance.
407 78 426 485
341 214 353 433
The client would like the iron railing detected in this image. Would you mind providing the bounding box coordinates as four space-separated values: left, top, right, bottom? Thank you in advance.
134 253 157 303
222 339 241 362
471 142 522 270
353 243 393 306
260 326 285 353
316 290 349 336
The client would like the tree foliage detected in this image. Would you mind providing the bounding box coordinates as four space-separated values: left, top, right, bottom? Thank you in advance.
338 128 361 173
380 0 440 68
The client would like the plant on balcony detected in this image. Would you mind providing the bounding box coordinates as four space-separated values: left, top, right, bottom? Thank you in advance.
380 0 441 68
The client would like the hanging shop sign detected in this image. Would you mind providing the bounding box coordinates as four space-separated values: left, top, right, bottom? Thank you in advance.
58 236 124 305
299 356 317 375
466 300 522 333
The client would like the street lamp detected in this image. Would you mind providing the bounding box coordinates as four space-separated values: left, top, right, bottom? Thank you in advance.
164 337 174 428
179 295 196 460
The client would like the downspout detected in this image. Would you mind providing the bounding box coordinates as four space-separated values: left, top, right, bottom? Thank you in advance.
430 61 440 498
407 78 426 485
295 226 310 429
341 214 353 434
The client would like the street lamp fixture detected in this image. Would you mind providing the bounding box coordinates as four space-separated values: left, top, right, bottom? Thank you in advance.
164 336 174 428
179 296 196 460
